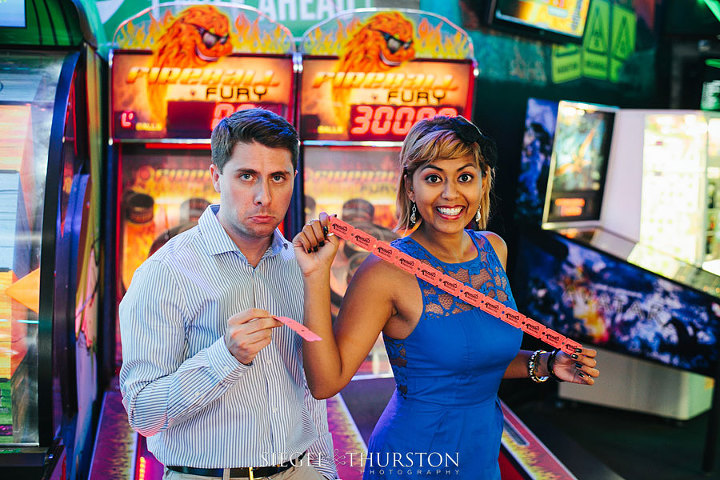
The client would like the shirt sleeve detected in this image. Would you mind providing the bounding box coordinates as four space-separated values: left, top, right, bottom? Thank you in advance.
119 259 250 437
304 389 338 479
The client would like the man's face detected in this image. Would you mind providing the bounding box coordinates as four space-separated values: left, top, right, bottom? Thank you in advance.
210 141 295 246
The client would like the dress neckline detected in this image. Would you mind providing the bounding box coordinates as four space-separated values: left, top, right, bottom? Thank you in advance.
403 230 483 267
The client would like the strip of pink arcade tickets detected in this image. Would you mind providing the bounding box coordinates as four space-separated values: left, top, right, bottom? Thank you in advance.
328 216 582 356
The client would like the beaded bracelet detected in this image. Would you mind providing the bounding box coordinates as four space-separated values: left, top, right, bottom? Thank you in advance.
528 349 549 383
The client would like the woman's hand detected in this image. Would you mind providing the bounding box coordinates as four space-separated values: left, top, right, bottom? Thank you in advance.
551 347 599 385
293 212 340 278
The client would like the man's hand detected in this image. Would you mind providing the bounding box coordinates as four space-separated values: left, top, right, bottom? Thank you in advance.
225 308 282 365
293 212 340 278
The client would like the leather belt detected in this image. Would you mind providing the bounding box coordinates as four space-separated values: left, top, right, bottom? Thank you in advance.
168 452 306 478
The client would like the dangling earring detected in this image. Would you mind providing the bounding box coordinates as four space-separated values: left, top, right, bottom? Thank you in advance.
410 203 417 225
475 205 482 225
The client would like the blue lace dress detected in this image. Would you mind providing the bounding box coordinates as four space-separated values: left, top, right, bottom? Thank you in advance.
363 231 523 480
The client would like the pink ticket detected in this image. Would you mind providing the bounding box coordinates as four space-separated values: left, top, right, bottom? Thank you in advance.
561 337 583 356
502 310 524 328
394 251 420 274
372 242 396 262
349 230 377 250
459 288 483 307
417 264 442 286
323 216 584 355
438 274 462 296
273 316 322 342
480 297 504 317
329 218 354 240
521 318 547 339
542 329 565 349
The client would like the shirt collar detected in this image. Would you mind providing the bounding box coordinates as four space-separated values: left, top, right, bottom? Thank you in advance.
198 204 289 258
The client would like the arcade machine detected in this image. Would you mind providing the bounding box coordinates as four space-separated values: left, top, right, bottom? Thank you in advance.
295 8 476 377
0 1 105 479
295 9 580 479
90 3 297 479
512 100 720 471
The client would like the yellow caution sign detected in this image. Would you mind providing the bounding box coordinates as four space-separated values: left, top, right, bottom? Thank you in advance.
552 44 582 84
582 0 611 80
610 5 637 82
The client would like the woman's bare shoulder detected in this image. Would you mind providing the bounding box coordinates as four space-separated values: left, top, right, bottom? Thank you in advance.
474 230 508 268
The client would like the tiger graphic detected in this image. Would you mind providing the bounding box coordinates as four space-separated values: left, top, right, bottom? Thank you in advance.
332 12 416 128
148 5 233 122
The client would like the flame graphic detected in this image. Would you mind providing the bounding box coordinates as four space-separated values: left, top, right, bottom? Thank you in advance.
303 16 470 60
116 12 292 54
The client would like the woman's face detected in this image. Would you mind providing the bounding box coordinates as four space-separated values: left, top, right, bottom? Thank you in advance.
407 155 486 235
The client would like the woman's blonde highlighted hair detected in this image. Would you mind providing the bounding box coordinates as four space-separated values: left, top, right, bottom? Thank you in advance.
395 116 497 232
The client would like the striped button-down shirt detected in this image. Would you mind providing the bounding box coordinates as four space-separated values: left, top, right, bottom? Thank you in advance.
119 205 336 478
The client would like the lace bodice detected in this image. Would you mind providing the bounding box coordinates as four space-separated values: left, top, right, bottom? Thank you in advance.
383 230 520 399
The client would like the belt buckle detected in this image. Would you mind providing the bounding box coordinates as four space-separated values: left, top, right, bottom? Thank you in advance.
248 466 254 480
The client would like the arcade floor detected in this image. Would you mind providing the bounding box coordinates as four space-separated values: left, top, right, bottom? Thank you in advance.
340 377 720 480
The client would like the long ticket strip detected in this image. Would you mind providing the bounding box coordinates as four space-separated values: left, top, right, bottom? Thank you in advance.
328 217 582 356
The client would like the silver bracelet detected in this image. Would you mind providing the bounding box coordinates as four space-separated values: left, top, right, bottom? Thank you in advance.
528 349 549 383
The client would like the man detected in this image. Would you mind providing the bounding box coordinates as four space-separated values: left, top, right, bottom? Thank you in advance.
119 109 336 480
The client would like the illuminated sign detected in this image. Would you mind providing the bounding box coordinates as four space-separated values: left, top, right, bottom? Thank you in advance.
111 52 294 140
300 58 473 141
348 104 460 141
552 197 586 217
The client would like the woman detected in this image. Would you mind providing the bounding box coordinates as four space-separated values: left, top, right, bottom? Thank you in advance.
294 116 599 479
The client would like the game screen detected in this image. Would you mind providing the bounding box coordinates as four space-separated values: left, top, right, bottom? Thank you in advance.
513 233 720 376
492 0 591 41
118 146 219 295
515 97 558 225
544 101 616 224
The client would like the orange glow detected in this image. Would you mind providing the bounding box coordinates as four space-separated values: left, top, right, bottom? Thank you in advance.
554 197 586 217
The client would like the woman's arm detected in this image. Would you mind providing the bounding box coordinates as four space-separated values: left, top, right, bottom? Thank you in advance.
478 231 599 384
294 216 396 399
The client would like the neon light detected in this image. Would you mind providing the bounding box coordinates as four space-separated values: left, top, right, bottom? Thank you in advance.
554 198 586 217
120 111 135 128
349 105 459 140
138 456 147 480
702 0 720 24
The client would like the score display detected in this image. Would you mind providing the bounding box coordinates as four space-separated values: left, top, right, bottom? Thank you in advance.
116 101 285 139
349 105 460 141
166 101 284 137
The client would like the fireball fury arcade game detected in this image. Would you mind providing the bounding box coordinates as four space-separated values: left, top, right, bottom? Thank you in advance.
296 9 476 376
94 3 296 477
